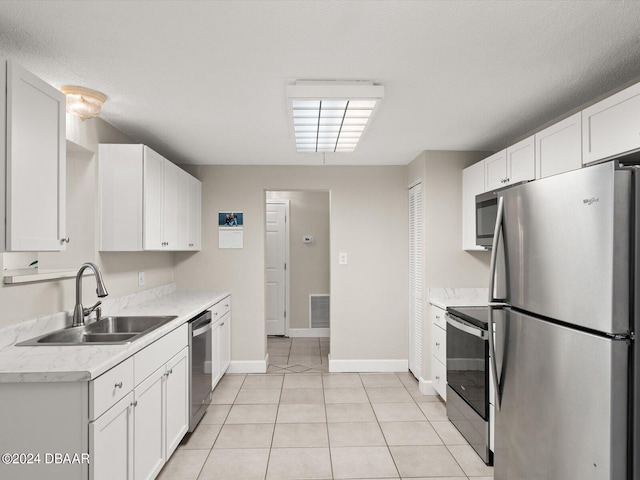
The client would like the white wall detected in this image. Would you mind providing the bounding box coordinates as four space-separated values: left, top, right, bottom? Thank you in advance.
266 191 330 330
0 115 174 329
175 166 408 366
407 151 491 381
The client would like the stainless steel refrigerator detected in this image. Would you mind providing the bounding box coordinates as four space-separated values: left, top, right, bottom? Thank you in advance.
488 160 638 480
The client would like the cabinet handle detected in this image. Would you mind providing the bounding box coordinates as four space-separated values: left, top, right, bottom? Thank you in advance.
435 315 440 320
225 304 229 308
168 368 173 375
60 237 70 243
220 322 225 326
114 382 123 389
214 312 218 317
435 375 440 381
189 243 194 247
435 342 440 348
131 400 138 407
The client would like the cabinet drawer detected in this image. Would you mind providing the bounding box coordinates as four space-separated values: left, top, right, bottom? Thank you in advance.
430 305 446 330
135 324 188 385
432 357 447 401
432 323 447 364
90 356 134 421
211 296 231 322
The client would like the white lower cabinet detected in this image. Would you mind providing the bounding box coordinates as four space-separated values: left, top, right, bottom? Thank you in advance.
211 296 232 390
89 326 189 480
90 392 134 480
134 367 165 480
430 304 447 400
165 348 189 458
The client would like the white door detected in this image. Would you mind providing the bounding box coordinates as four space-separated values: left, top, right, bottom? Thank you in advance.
134 367 165 480
408 183 423 380
143 147 164 250
266 202 288 336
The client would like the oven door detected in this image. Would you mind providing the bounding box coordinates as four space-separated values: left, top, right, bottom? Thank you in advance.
446 313 489 419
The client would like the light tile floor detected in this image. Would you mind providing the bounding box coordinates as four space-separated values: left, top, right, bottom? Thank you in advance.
158 337 494 480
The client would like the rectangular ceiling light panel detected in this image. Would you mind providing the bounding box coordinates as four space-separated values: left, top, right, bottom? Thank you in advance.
287 82 384 154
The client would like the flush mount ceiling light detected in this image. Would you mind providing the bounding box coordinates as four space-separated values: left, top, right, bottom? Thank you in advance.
60 86 106 120
286 81 384 153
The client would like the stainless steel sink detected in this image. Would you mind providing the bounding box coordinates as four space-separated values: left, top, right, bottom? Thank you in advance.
16 315 178 346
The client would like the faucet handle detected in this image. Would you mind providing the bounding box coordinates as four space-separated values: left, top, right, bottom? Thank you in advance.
83 300 102 318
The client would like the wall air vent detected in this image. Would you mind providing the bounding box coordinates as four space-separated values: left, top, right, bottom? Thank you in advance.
310 294 330 328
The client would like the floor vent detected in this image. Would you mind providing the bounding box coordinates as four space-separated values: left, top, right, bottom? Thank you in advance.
310 294 330 328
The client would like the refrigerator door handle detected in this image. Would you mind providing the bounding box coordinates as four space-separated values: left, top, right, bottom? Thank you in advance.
488 306 501 411
488 196 504 304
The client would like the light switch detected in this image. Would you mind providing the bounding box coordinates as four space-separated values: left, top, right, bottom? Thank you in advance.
339 253 348 265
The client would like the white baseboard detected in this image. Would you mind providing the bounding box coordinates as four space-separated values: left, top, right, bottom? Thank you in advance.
227 354 268 374
328 354 408 373
419 376 438 396
288 328 330 338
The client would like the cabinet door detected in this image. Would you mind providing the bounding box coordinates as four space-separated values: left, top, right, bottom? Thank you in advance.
211 320 222 390
162 160 180 249
535 113 582 179
134 367 165 480
188 176 202 250
90 392 134 480
220 314 231 374
582 81 640 164
506 135 535 184
484 150 507 191
431 357 447 401
176 169 190 250
143 147 164 250
462 161 485 251
6 61 66 251
165 347 189 459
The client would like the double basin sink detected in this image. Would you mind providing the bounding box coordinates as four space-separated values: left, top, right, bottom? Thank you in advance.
17 315 178 346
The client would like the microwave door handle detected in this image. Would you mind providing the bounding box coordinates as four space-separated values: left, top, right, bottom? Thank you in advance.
488 196 504 304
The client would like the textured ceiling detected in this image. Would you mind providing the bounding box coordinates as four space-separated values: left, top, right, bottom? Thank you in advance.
1 1 640 166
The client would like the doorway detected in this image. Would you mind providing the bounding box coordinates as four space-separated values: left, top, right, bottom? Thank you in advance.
265 191 330 372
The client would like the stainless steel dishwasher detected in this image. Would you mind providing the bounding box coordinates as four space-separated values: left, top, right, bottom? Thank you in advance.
188 310 213 432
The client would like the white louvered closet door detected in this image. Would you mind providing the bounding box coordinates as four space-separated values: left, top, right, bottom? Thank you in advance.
408 183 423 380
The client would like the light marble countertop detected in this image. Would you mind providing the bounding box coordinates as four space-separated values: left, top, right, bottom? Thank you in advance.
428 287 489 310
0 287 229 383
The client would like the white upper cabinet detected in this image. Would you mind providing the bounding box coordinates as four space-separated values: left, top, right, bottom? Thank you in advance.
582 82 640 165
535 112 582 179
5 61 66 252
143 148 180 250
484 150 507 191
177 169 202 251
505 135 535 184
485 137 535 192
462 160 485 251
582 83 640 165
99 144 201 251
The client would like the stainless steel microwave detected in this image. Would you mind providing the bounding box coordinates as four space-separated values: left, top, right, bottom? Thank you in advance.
475 190 498 248
476 181 529 248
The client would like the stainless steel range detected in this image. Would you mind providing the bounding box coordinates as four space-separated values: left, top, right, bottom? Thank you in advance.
445 305 494 465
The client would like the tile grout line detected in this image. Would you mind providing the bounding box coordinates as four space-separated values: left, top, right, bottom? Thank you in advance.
263 374 284 480
360 372 402 479
320 371 335 480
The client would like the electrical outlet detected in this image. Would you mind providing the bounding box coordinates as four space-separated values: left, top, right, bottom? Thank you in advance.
138 271 145 286
339 253 348 265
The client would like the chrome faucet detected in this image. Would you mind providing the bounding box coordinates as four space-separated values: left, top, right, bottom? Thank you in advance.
72 262 109 327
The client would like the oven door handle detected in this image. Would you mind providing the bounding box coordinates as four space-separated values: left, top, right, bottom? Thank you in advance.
446 313 487 340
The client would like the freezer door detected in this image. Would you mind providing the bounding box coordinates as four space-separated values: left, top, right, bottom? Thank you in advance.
500 161 631 334
494 309 629 480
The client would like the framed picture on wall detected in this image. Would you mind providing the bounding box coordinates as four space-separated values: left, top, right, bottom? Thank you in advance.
218 211 243 227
